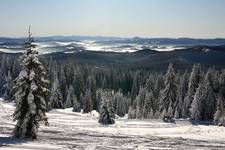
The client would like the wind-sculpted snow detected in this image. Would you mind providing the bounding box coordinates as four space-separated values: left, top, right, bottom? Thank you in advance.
1 98 225 149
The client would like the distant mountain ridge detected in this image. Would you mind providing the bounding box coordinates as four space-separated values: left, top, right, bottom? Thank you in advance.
1 36 225 45
96 37 225 46
1 44 225 71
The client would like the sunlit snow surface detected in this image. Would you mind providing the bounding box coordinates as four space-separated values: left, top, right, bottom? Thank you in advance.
0 40 186 54
1 98 225 150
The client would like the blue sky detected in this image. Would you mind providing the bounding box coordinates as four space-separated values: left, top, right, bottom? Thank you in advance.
0 0 225 38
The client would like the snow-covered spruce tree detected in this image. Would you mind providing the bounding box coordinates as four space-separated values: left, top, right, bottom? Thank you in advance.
175 71 188 118
183 64 202 117
219 70 225 97
73 96 81 112
131 72 139 102
96 89 102 112
136 87 147 119
135 106 142 119
12 28 49 139
174 109 179 119
86 75 97 110
3 70 14 101
214 92 225 126
49 73 64 109
214 70 225 126
73 70 84 104
191 69 217 121
190 82 204 120
153 74 164 112
145 75 155 92
79 92 85 110
211 68 220 93
115 90 126 117
201 69 217 120
125 96 131 113
98 91 115 125
83 89 93 113
218 114 225 126
65 85 75 108
0 54 6 94
59 66 67 103
128 106 136 119
159 63 177 118
64 85 69 105
47 56 54 83
101 76 106 89
143 91 154 119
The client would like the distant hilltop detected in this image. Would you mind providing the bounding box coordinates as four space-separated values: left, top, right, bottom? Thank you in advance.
0 36 225 46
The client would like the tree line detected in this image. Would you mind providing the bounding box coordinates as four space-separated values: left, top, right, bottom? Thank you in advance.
1 33 225 139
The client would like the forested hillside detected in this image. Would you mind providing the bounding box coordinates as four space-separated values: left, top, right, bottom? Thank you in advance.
1 48 225 126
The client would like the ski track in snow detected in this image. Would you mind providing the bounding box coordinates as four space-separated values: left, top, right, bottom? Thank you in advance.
1 98 225 150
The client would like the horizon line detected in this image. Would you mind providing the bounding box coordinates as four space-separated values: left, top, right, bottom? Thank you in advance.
1 34 225 40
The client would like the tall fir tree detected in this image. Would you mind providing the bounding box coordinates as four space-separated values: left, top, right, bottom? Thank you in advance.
3 70 14 101
131 72 139 102
159 63 177 118
72 96 81 112
201 69 217 120
183 64 202 117
145 75 155 92
73 70 84 103
96 89 102 112
143 91 154 119
214 91 225 126
83 89 93 113
128 106 136 119
153 74 164 112
101 76 108 89
0 55 6 93
65 85 75 108
191 69 217 121
86 76 97 110
98 91 115 124
175 71 188 118
219 70 225 96
59 66 67 105
190 82 204 120
49 73 64 109
136 87 147 119
115 90 126 117
12 28 49 139
79 92 85 109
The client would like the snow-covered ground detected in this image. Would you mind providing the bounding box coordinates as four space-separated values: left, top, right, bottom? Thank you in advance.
1 98 225 150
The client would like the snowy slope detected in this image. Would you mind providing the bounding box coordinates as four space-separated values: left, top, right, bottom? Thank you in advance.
1 98 225 149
